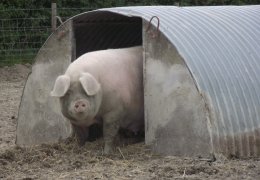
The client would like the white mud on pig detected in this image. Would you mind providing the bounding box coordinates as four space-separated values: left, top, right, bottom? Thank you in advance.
51 46 144 154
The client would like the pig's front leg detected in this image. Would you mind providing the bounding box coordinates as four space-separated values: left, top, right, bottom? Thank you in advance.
103 110 122 154
71 124 89 146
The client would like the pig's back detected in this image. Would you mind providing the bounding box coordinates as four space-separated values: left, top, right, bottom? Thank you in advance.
66 46 142 82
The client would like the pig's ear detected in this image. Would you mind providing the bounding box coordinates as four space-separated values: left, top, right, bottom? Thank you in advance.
79 73 100 96
50 75 70 97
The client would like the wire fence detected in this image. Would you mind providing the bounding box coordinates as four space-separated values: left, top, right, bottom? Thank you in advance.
0 8 91 67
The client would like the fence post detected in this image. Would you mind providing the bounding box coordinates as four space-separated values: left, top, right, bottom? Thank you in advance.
51 2 57 32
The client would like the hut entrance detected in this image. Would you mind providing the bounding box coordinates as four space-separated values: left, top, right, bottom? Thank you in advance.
71 12 143 142
72 11 142 59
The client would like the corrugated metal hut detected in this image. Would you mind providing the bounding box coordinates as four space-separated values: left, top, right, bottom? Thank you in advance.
16 5 260 158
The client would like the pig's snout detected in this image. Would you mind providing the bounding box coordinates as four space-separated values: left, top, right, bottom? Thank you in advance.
74 100 88 113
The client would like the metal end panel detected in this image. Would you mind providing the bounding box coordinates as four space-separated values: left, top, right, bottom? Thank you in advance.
16 21 73 145
143 22 211 157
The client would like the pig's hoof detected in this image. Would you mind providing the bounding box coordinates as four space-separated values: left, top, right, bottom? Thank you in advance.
104 145 113 155
62 136 75 144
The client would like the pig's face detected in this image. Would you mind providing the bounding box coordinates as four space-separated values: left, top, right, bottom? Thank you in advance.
51 73 102 127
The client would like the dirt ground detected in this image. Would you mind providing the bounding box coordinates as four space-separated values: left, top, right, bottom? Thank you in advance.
0 64 260 180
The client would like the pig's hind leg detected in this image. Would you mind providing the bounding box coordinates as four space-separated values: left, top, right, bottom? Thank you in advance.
118 128 145 145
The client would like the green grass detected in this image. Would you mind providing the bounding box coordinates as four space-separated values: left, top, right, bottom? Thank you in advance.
0 53 35 67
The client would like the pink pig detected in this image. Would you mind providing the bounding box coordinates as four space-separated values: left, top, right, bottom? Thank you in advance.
50 46 144 154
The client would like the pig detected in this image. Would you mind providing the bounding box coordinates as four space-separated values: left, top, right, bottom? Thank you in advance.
50 46 144 154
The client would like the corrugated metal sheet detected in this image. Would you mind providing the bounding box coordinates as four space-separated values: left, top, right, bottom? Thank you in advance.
100 6 260 157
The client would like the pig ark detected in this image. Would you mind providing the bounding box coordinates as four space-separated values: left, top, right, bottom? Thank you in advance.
50 46 144 154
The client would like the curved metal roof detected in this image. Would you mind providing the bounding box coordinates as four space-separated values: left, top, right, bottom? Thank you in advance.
100 5 260 156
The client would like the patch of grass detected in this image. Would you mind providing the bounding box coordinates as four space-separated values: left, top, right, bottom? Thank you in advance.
0 53 35 67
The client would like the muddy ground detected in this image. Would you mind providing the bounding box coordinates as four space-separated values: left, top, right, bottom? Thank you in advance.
0 64 260 179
